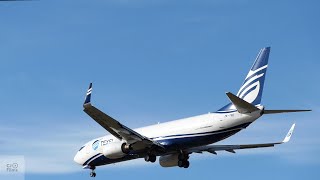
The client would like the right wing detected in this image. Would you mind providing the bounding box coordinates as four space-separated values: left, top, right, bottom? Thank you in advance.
187 124 295 154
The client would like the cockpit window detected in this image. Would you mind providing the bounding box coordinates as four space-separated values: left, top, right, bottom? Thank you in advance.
78 146 85 151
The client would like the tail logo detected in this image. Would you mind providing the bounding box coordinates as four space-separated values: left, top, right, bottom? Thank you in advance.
237 65 267 104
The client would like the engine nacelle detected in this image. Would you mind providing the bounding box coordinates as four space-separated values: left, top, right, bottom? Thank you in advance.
102 142 129 159
159 154 179 167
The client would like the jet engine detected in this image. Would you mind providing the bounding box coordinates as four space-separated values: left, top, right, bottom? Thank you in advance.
102 142 130 159
159 154 179 167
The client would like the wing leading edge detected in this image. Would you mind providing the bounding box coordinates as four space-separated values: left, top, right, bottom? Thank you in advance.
187 124 295 154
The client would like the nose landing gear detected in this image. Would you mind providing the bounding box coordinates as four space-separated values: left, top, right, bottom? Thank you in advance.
89 166 96 177
90 171 96 177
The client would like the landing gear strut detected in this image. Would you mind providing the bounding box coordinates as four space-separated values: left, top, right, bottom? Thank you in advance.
178 152 190 168
144 154 157 163
89 166 96 177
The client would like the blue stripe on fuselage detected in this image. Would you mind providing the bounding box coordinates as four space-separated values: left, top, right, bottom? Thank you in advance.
83 153 102 166
151 122 250 140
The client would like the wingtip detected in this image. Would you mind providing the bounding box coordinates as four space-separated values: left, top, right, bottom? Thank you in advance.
282 123 296 143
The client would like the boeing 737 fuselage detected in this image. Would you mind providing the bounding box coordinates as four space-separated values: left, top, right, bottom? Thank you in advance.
74 47 310 177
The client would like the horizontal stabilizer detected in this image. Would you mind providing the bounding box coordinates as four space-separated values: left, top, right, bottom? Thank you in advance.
226 92 259 114
264 110 311 114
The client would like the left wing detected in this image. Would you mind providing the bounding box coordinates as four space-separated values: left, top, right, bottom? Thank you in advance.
187 124 295 154
83 83 164 150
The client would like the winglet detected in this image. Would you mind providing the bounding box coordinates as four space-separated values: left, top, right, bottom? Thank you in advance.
226 92 260 114
84 83 93 106
282 123 295 143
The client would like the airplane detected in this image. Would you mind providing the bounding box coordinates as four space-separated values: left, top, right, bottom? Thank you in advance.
74 47 310 177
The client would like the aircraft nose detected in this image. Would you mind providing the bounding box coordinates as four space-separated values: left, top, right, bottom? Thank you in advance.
73 153 83 165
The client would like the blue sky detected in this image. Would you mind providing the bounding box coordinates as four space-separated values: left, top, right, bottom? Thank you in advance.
0 0 319 179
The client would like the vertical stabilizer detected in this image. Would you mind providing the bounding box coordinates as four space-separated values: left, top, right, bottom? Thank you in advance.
236 47 270 106
217 47 270 113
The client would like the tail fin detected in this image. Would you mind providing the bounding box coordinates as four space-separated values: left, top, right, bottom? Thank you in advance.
217 47 270 113
237 47 270 105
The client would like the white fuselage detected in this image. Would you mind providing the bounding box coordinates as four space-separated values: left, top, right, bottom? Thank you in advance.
74 107 263 166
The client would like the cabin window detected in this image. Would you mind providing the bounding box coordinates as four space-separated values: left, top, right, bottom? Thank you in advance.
78 146 85 151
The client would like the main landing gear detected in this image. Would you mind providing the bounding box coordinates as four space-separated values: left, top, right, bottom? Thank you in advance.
144 154 156 163
178 152 190 168
89 166 96 177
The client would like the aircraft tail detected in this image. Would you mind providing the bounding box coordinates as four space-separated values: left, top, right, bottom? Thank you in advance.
217 47 270 113
236 47 270 106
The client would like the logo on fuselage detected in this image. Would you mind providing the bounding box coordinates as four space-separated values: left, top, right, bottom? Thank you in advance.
92 140 100 150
